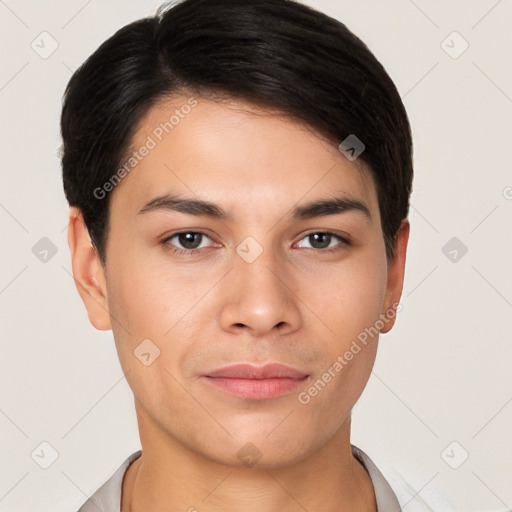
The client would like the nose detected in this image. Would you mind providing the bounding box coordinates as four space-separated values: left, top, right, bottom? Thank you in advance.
218 243 302 338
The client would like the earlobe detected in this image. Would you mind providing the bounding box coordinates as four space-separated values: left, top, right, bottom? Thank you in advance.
380 218 410 334
67 207 112 331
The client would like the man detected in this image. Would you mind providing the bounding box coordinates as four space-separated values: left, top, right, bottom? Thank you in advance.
62 0 413 510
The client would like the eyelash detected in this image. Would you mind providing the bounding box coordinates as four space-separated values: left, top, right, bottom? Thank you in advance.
161 230 351 256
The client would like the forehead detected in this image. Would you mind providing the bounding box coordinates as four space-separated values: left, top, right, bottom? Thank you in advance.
110 94 379 221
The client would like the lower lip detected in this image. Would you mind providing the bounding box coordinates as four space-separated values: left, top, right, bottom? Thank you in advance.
201 376 308 400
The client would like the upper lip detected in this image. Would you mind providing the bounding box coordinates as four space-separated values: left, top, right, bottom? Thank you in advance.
204 363 309 380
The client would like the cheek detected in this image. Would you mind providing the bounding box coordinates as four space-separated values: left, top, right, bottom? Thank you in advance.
105 250 221 384
328 252 387 394
105 262 197 412
106 252 205 336
303 248 387 344
302 258 384 418
298 250 385 404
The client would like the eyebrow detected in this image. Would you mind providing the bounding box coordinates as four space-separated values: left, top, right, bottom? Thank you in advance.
137 193 372 221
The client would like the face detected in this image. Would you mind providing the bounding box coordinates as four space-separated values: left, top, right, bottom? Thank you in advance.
70 94 408 468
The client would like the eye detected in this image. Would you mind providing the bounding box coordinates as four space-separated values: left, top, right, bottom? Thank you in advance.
162 231 215 255
295 232 350 253
161 230 350 256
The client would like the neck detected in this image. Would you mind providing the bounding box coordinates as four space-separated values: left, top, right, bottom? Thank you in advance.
122 401 377 512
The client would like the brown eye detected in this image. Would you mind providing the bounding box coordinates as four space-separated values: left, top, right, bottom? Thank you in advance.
176 232 203 249
296 232 350 252
162 231 214 254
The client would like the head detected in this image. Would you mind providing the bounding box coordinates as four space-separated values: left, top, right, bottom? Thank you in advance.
62 0 412 467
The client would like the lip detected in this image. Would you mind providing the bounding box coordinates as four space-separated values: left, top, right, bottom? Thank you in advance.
201 363 310 400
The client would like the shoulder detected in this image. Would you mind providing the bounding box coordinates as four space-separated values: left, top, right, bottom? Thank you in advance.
76 450 142 512
354 447 454 512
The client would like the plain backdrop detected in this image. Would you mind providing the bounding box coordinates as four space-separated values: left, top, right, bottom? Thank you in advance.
0 1 511 511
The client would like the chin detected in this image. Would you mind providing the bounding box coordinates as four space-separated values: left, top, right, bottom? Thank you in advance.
196 431 321 470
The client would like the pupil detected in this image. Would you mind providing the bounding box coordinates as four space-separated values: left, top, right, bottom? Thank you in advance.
179 233 201 249
311 233 330 249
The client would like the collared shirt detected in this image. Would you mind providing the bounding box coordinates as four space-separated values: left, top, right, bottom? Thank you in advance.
77 444 403 512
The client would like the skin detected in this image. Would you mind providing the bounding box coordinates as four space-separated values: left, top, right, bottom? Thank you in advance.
68 94 409 512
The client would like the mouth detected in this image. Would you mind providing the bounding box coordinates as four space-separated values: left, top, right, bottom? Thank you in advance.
201 363 310 400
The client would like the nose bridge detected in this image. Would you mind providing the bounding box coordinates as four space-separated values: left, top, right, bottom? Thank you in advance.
219 235 301 336
236 236 288 306
238 239 283 291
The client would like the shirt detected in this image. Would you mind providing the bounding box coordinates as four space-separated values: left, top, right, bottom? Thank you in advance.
76 444 402 512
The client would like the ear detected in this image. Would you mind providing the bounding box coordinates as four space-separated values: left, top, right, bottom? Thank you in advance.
380 218 410 334
67 207 112 331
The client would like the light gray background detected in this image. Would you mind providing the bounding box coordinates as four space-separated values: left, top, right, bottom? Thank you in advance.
0 0 511 511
